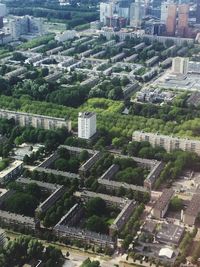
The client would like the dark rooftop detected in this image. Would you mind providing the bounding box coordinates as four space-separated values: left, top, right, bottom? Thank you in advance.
184 193 200 217
154 189 174 211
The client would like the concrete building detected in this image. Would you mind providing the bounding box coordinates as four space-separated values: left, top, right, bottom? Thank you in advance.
166 4 177 35
183 194 200 225
0 3 6 28
36 186 66 214
177 4 189 37
55 30 77 42
188 61 200 74
0 109 71 131
0 228 6 247
152 189 174 219
0 210 35 229
78 112 96 139
172 57 189 74
100 2 116 25
133 131 200 156
0 160 23 185
109 200 136 235
9 16 44 39
196 0 200 24
130 0 145 27
161 1 170 24
156 223 184 245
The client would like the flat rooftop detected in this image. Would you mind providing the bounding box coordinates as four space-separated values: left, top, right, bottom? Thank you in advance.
0 210 35 225
16 177 62 192
156 223 184 245
184 193 200 217
155 72 200 91
0 188 8 197
78 112 96 119
0 160 22 179
153 189 174 212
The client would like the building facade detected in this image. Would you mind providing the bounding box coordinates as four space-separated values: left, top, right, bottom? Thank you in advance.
166 4 177 35
177 4 189 37
172 57 189 74
0 109 71 131
183 194 200 225
197 0 200 24
132 131 200 155
130 0 146 27
9 16 44 39
152 189 174 219
78 112 96 139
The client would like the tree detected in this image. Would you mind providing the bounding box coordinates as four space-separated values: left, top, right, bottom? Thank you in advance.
54 158 68 171
4 192 38 216
79 150 89 162
122 235 133 250
80 258 100 267
170 196 183 211
40 67 49 77
86 215 107 233
86 197 107 216
26 183 42 199
57 148 70 159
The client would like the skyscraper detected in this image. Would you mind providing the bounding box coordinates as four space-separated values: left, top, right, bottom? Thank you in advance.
166 4 177 35
161 1 169 24
78 112 97 140
177 4 189 36
196 0 200 23
0 4 6 29
130 0 145 27
100 2 116 25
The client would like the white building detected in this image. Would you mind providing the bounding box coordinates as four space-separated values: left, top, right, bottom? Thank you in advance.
130 0 145 27
55 30 77 42
161 1 170 24
0 4 6 18
188 61 200 73
9 16 44 39
133 131 200 156
100 2 116 25
172 57 189 75
78 112 96 139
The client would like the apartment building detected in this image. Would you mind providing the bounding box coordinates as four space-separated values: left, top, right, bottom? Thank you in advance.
0 160 23 185
0 228 6 247
78 112 96 139
172 57 189 75
0 109 71 131
152 189 174 219
132 131 200 156
183 194 200 226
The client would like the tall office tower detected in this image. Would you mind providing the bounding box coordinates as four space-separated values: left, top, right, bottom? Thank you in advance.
161 1 169 23
177 4 189 36
196 0 200 23
0 4 6 29
130 0 146 27
100 2 111 25
100 2 118 26
153 0 162 8
118 1 131 21
172 57 189 75
78 112 96 140
166 4 177 35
